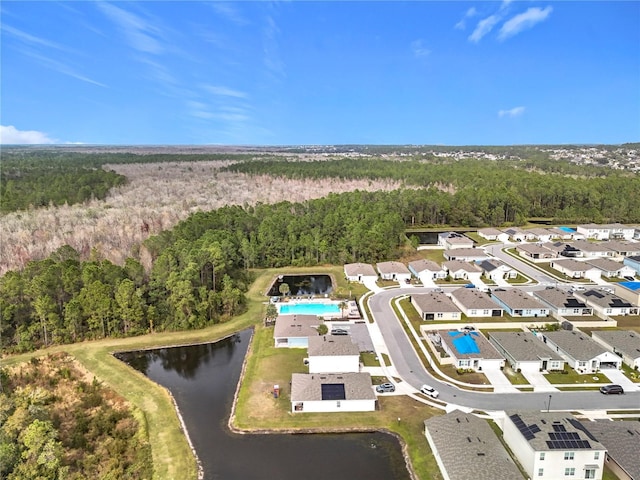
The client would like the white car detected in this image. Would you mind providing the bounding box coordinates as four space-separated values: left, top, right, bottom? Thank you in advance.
419 384 439 398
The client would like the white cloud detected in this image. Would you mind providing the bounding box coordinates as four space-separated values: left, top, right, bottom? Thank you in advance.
455 7 478 30
17 49 108 88
202 84 248 98
0 125 56 144
469 14 501 43
97 2 163 54
410 39 431 58
2 24 73 52
498 6 553 41
498 106 525 118
210 2 248 26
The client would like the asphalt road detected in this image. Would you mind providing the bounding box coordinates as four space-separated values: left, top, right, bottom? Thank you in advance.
369 286 640 412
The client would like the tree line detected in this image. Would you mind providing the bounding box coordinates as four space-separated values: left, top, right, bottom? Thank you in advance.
224 158 640 224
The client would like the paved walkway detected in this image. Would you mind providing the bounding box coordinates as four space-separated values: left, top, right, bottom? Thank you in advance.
482 365 519 393
522 370 559 392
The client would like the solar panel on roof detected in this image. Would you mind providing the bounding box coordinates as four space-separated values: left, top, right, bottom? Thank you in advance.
553 424 567 432
321 383 346 401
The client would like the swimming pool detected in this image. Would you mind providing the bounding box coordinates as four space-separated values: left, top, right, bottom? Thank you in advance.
559 226 576 233
277 302 341 316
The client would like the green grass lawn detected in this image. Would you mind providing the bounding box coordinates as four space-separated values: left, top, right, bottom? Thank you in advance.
545 367 610 385
361 351 381 367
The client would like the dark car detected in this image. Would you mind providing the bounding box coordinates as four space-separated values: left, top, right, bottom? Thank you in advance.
375 383 395 393
331 328 348 336
600 384 624 395
624 276 636 281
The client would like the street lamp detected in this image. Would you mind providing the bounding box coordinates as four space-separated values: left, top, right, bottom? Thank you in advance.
547 394 552 413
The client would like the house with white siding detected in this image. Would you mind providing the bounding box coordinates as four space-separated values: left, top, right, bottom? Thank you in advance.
541 330 622 373
503 227 530 242
450 288 503 317
516 243 558 260
577 223 634 240
489 332 565 372
290 372 376 413
591 330 640 370
343 263 378 283
424 411 525 480
602 241 640 257
443 260 483 281
579 420 640 480
274 314 323 348
491 288 549 317
478 258 517 280
503 411 606 480
533 287 593 316
527 227 554 243
585 258 636 278
408 259 447 283
434 329 505 371
477 228 509 242
438 232 474 250
411 292 462 321
572 240 615 258
443 248 488 262
307 335 360 374
376 261 411 282
574 289 638 317
550 259 602 280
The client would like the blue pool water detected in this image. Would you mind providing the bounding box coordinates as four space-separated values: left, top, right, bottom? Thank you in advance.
620 281 640 292
278 302 341 316
449 331 481 354
559 226 576 233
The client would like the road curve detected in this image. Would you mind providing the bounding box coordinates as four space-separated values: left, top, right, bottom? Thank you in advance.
368 287 640 411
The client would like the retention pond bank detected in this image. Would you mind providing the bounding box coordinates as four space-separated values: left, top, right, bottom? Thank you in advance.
116 329 410 480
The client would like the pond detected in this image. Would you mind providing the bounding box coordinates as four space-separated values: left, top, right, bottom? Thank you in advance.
267 274 334 296
115 330 411 480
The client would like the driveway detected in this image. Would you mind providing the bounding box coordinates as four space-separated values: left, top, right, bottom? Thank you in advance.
482 365 519 393
522 370 558 392
602 368 640 392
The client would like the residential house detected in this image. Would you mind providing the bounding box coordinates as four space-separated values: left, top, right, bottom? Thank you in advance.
574 289 638 317
591 330 640 370
376 261 411 282
605 223 636 240
623 256 640 275
585 258 636 278
573 240 615 258
547 227 574 240
438 232 474 250
550 259 602 281
577 223 634 240
435 329 505 371
489 332 565 372
516 243 558 260
614 281 640 305
343 263 378 284
601 241 640 258
443 248 488 262
307 335 360 374
290 372 376 413
491 288 549 317
533 287 593 316
542 242 582 258
527 227 554 243
411 292 462 321
477 228 510 243
424 411 525 480
450 288 503 318
578 420 640 480
541 330 622 373
478 258 517 281
274 314 323 348
408 259 447 283
503 411 606 480
503 227 529 242
577 223 612 240
443 260 483 281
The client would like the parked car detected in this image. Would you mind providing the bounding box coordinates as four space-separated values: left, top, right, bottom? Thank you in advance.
331 328 348 336
460 325 475 332
599 287 614 294
600 384 624 395
375 383 395 393
570 286 586 292
419 384 439 398
464 283 475 289
624 276 636 281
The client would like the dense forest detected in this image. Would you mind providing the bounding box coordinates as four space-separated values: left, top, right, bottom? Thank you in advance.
0 353 152 479
224 158 640 224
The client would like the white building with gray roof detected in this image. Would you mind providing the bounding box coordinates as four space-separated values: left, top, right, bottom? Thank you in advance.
443 260 483 281
274 314 323 348
411 292 461 321
290 372 376 413
503 411 606 480
424 411 525 480
550 258 602 280
307 335 360 374
488 331 565 373
376 261 411 282
591 330 640 369
450 288 503 317
585 258 636 278
491 288 549 317
516 243 558 260
541 330 622 374
343 262 377 283
443 248 488 262
435 329 505 371
408 259 446 282
574 289 639 317
533 287 593 316
578 420 640 480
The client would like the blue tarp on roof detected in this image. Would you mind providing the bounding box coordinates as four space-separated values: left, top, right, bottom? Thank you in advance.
448 331 481 354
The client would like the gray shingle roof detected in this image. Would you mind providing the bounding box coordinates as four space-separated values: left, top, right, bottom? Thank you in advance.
376 261 410 275
408 259 443 273
579 420 640 480
308 335 360 357
552 258 599 272
533 287 589 310
542 330 608 361
444 260 483 273
424 411 525 480
585 258 627 272
489 331 564 362
344 262 377 277
274 314 322 339
575 289 634 309
412 292 461 314
290 372 375 401
591 330 640 360
491 288 548 310
450 288 501 311
444 248 487 259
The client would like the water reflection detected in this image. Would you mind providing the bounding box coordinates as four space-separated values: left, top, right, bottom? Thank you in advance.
117 329 410 480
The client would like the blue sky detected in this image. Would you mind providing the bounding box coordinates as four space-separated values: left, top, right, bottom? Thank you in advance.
1 1 639 145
